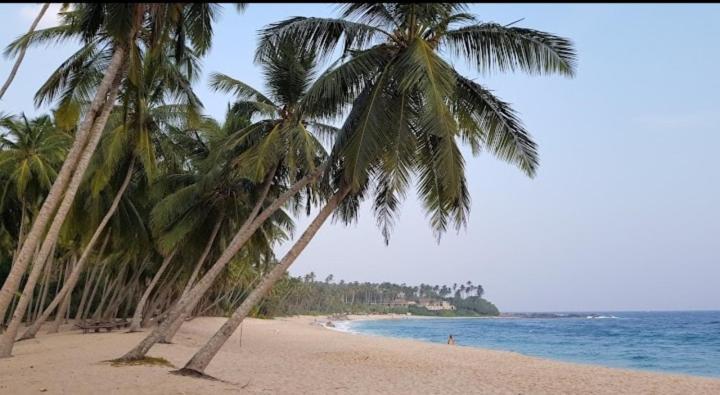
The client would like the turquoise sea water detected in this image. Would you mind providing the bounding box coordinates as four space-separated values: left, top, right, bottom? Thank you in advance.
339 311 720 378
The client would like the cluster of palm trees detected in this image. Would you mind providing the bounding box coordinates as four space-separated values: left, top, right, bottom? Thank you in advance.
257 275 496 317
0 3 575 378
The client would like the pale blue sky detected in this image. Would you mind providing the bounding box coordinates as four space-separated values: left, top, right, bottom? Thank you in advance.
1 4 718 312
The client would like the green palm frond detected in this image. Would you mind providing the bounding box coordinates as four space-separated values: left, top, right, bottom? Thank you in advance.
454 74 538 176
256 17 387 62
443 23 576 76
209 72 276 106
301 44 393 120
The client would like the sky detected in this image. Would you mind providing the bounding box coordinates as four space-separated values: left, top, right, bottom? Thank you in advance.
1 4 718 312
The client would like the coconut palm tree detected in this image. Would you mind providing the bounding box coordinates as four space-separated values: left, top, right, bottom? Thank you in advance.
147 109 292 342
18 40 203 339
257 3 575 241
0 114 70 255
0 4 220 336
118 38 337 360
173 3 576 376
0 5 220 357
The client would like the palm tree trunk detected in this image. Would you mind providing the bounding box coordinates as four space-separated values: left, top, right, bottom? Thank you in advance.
0 70 125 358
101 261 129 321
48 257 75 333
32 260 53 322
119 165 325 361
0 45 127 321
72 261 98 324
13 201 27 265
20 158 134 339
0 3 49 100
143 269 182 327
160 218 222 343
91 272 113 321
182 217 222 298
81 261 108 321
141 280 171 328
177 186 350 375
128 250 177 332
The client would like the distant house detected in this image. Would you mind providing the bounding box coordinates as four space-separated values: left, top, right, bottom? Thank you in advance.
384 299 416 308
418 298 456 311
371 295 416 308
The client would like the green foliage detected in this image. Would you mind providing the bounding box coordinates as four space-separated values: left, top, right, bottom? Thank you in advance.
259 2 576 241
255 274 499 318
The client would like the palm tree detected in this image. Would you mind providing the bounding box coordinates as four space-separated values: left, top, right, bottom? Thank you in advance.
257 3 575 241
0 5 144 322
177 184 350 375
0 4 220 358
173 3 576 376
139 109 292 342
119 38 337 361
0 114 70 256
0 3 51 100
19 40 201 339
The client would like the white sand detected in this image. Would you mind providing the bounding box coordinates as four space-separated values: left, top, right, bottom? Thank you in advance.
1 316 719 394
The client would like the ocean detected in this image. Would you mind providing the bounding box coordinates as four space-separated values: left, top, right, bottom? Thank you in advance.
337 311 720 378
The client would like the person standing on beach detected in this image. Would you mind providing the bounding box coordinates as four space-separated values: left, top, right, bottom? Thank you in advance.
448 335 456 345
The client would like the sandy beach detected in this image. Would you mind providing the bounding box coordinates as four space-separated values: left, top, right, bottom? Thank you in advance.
1 316 719 394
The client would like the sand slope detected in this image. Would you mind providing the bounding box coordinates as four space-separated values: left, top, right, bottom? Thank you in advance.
1 316 719 394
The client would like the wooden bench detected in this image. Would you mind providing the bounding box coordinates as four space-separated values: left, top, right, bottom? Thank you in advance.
75 319 130 334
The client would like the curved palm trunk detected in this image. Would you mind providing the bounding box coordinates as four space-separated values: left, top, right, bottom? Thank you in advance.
178 186 350 375
0 3 49 100
160 218 223 343
20 160 134 339
128 250 177 332
0 45 126 323
119 165 326 360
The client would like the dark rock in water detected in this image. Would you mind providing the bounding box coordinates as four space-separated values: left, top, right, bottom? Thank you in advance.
326 321 336 328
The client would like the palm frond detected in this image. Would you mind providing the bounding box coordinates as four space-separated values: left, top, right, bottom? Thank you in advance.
209 72 276 106
443 23 576 76
454 74 538 176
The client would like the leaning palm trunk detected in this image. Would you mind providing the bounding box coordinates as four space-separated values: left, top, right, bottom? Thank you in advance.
48 257 75 333
0 70 124 358
0 3 49 100
118 165 325 360
160 218 223 343
20 160 133 339
32 261 53 322
100 261 130 321
81 260 108 321
13 201 27 266
0 45 127 320
177 186 350 375
91 272 114 321
128 250 177 332
72 260 99 324
182 218 223 298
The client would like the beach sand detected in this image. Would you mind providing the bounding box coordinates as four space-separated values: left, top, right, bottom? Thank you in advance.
1 315 719 394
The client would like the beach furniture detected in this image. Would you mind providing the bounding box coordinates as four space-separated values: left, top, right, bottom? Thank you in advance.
74 319 130 334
